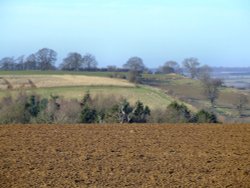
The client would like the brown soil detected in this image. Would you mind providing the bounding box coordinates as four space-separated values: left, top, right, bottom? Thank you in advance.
0 124 250 187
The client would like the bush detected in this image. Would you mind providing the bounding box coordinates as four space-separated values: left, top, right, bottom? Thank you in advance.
165 101 192 123
148 108 167 123
80 105 97 123
130 101 150 123
91 94 123 123
0 93 30 124
53 99 81 124
194 110 217 123
33 96 59 124
25 94 47 118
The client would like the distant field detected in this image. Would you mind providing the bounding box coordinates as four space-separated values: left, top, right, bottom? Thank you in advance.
0 70 125 77
0 124 249 187
213 72 250 89
0 75 133 89
0 72 178 110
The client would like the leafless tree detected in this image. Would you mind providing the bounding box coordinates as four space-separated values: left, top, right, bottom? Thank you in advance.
35 48 57 70
15 55 25 70
24 54 37 70
0 57 15 70
82 53 98 69
197 65 213 81
182 57 200 78
235 94 248 117
123 56 146 83
60 52 82 71
123 56 146 72
202 77 223 108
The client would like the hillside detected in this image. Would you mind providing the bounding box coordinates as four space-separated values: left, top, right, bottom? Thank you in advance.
1 71 249 122
142 73 250 122
0 72 176 110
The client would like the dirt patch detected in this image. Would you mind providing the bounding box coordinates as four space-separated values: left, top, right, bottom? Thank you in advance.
0 124 249 187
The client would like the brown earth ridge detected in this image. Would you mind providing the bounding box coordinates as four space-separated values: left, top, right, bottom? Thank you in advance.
0 124 250 187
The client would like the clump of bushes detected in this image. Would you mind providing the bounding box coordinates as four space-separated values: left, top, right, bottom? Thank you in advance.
0 92 218 124
149 102 218 124
193 109 218 123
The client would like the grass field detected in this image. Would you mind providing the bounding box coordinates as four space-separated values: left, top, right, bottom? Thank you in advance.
0 124 249 187
0 75 133 89
0 72 179 110
0 85 175 110
0 70 125 77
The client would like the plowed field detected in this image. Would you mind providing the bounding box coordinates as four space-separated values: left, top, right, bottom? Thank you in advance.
0 124 250 187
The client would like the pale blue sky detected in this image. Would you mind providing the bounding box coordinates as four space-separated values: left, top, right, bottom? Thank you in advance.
1 0 250 67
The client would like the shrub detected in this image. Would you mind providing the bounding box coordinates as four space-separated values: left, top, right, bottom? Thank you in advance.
117 99 133 123
91 94 123 123
104 100 151 123
33 96 59 124
54 99 81 124
194 109 217 123
0 93 30 124
130 101 150 123
165 101 191 123
148 108 166 123
25 94 48 118
80 105 97 123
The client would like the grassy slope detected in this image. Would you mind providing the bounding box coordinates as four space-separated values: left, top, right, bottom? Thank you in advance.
0 71 177 110
0 86 174 110
0 79 174 109
142 73 250 121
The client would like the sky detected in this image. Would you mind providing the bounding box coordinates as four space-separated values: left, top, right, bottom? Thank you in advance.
0 0 250 67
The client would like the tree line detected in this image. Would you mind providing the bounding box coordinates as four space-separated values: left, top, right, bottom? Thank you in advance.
0 48 98 71
0 92 218 124
0 47 215 75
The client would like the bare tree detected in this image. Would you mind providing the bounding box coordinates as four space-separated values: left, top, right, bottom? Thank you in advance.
0 57 15 70
35 48 57 70
202 77 223 108
197 65 213 81
182 57 200 78
123 56 146 72
82 53 97 69
235 94 248 117
60 52 82 71
159 61 177 74
24 54 37 70
123 57 146 83
15 55 25 70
